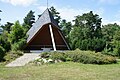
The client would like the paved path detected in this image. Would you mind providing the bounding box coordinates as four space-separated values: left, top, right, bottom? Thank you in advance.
6 53 40 67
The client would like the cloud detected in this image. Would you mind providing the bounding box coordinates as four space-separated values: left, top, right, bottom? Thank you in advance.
0 0 37 6
115 11 120 20
38 6 93 22
57 7 104 23
101 10 120 25
102 18 120 25
58 8 89 22
57 7 120 25
38 6 105 25
38 6 47 12
38 5 120 25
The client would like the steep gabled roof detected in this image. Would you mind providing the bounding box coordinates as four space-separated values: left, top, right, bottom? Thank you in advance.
27 8 59 43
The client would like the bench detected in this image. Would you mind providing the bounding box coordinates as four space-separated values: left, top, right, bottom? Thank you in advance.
41 48 52 52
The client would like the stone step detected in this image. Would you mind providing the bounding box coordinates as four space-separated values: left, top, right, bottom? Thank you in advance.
6 53 40 67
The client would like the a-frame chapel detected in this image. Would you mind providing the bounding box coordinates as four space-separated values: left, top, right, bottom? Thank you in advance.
25 8 70 52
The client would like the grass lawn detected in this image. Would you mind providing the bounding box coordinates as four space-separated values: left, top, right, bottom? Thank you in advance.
0 62 120 80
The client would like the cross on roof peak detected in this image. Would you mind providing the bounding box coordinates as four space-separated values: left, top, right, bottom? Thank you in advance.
47 0 48 8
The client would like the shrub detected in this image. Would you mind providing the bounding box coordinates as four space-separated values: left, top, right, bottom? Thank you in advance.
11 43 19 51
4 50 23 63
11 38 26 51
66 49 116 64
41 52 66 61
41 52 50 58
0 36 11 52
49 52 66 61
0 46 5 61
40 49 117 64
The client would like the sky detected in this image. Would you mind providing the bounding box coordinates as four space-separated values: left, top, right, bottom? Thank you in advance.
0 0 120 25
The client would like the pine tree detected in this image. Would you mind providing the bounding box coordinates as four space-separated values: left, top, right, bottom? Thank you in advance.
23 10 35 32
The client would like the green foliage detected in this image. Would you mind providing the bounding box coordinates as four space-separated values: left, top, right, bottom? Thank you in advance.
1 7 120 59
60 19 72 41
112 31 120 56
102 24 120 56
0 46 5 61
1 22 13 33
102 23 120 41
49 52 66 61
11 38 26 51
8 21 27 51
66 49 116 64
0 22 13 52
41 52 50 58
41 52 66 61
9 21 25 44
0 10 2 23
41 49 116 64
0 31 11 52
4 51 23 62
70 38 106 52
73 11 102 38
69 11 104 51
49 6 61 24
23 10 35 32
69 27 82 49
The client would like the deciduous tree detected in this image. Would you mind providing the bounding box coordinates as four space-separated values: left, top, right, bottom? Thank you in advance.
60 19 72 37
9 21 26 51
69 11 104 51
